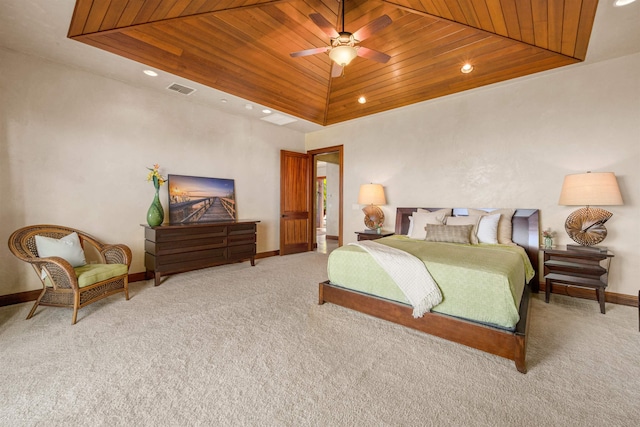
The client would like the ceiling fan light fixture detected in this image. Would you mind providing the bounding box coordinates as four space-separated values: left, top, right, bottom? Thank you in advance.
329 45 358 67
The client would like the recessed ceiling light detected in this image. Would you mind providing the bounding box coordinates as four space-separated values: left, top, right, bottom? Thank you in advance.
262 109 272 114
461 63 474 74
245 104 253 110
358 96 366 104
614 0 636 6
143 70 158 77
220 98 228 103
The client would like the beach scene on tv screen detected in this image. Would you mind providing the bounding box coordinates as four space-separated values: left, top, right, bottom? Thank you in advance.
168 175 236 224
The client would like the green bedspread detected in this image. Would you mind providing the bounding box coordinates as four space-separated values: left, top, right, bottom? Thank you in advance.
327 236 535 330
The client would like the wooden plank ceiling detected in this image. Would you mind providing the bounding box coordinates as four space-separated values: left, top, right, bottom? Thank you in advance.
68 0 598 126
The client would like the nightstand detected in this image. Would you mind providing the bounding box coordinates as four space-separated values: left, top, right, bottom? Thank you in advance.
542 246 614 314
355 231 394 241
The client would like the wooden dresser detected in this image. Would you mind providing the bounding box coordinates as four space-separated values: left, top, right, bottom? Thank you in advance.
143 220 259 286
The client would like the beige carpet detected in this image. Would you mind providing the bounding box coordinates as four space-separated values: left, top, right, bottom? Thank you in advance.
1 250 638 426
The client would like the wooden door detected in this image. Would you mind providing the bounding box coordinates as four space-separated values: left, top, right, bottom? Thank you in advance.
280 150 312 255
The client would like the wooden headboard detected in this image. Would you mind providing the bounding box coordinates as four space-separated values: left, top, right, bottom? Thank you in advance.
395 208 540 292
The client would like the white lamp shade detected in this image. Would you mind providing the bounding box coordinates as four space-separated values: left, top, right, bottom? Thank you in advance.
558 172 623 206
358 184 386 205
329 45 358 67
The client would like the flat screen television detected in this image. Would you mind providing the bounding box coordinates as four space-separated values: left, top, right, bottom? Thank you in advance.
168 174 236 224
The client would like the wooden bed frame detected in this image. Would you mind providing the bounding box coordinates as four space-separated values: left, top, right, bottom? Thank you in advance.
319 208 540 373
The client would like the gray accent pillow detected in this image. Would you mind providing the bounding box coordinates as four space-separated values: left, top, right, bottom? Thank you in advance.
445 215 481 244
425 224 474 244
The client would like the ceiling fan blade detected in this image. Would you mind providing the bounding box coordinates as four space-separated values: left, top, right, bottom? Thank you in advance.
331 63 344 78
309 13 340 39
352 15 392 42
357 47 391 63
290 46 330 58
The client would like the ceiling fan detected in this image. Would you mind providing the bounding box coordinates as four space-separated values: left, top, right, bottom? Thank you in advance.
290 0 392 77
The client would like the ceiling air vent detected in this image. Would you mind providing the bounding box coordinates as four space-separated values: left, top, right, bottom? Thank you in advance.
260 113 297 126
166 83 196 95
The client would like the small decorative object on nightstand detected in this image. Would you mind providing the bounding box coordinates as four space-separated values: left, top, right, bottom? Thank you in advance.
542 228 555 249
543 246 614 314
355 231 394 241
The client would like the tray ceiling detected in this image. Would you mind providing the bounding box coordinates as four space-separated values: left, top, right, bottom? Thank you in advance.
68 0 598 126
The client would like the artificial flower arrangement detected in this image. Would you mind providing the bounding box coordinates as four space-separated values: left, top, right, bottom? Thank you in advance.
146 164 166 190
542 228 555 248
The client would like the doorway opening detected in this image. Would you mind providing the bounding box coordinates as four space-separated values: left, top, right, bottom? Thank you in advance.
310 147 343 254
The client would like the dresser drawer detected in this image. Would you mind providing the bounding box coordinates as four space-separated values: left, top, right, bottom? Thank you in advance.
228 243 256 260
145 225 227 243
145 236 227 255
228 223 256 235
228 233 256 246
155 248 227 271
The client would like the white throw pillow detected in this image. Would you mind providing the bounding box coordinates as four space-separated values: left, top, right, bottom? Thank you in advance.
445 215 481 244
35 232 87 267
406 208 432 236
408 209 451 239
407 216 414 237
467 208 515 244
476 213 501 244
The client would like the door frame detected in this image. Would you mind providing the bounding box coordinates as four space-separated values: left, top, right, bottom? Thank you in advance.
308 145 343 248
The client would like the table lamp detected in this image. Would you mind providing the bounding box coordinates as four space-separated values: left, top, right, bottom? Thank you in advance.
358 184 386 230
558 171 623 249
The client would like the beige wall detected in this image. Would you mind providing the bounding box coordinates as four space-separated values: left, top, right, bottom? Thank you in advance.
0 48 306 296
2 47 638 298
306 53 640 297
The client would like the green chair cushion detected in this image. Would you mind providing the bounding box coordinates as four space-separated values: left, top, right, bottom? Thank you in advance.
44 264 128 288
75 264 128 288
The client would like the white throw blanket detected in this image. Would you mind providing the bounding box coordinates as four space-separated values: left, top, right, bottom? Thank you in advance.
349 240 443 318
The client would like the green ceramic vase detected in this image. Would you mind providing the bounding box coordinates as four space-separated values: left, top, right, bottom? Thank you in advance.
147 188 164 227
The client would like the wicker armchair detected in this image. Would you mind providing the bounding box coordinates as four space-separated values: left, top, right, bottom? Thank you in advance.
8 225 132 324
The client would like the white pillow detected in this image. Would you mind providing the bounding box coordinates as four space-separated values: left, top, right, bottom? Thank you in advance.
407 216 414 237
467 208 515 245
445 215 481 244
408 209 451 239
476 213 500 244
35 232 87 267
406 208 432 236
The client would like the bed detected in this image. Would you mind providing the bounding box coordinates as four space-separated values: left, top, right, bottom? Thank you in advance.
319 208 540 373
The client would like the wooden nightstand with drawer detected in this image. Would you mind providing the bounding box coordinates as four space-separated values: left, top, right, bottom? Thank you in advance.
542 246 614 314
355 231 394 241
